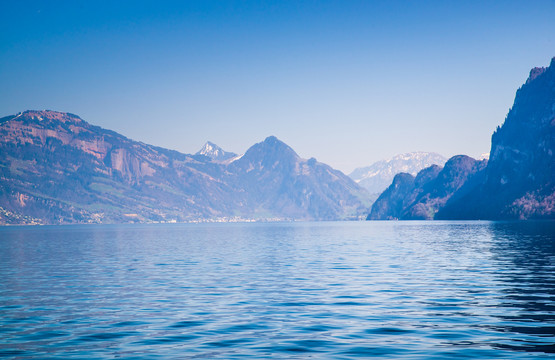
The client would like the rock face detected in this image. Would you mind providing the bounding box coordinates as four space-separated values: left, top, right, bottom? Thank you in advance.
0 111 371 224
349 152 447 195
437 57 555 220
368 57 555 220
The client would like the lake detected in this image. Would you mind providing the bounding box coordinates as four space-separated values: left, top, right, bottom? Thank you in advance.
1 221 554 359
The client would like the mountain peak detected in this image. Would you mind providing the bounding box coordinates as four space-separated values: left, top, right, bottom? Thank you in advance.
196 141 236 161
527 67 547 84
257 136 298 155
3 110 84 125
262 135 282 145
197 141 219 154
231 136 300 172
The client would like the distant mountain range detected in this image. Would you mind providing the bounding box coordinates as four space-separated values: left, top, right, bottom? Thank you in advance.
369 57 555 220
0 112 371 224
349 152 447 195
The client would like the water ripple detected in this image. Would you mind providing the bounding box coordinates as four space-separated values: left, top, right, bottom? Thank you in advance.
0 221 553 359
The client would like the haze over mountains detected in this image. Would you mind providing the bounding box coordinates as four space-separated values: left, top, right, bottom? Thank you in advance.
369 57 555 220
1 58 553 224
349 152 447 195
0 112 371 224
368 156 487 220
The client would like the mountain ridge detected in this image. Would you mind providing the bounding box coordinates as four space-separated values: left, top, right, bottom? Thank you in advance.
0 111 371 224
349 152 447 195
368 57 555 220
436 57 555 220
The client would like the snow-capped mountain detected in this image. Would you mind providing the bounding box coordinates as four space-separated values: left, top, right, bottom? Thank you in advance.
196 141 237 161
349 152 448 195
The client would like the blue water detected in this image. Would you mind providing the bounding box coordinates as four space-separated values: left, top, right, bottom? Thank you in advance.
0 221 554 359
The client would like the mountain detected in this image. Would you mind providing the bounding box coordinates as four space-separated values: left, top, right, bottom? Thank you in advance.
196 141 237 161
0 110 235 224
366 172 419 220
229 136 370 220
0 111 371 224
437 57 555 220
368 156 486 220
368 57 555 220
349 152 447 195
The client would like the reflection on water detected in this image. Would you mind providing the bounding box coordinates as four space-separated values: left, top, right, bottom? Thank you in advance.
486 222 555 354
0 221 554 359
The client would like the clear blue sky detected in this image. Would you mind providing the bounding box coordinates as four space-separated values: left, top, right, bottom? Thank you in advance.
1 1 554 173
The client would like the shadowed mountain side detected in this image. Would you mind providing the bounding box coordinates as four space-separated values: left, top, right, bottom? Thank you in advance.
0 112 371 224
437 57 555 220
368 157 485 220
368 57 554 221
366 172 417 220
401 157 487 220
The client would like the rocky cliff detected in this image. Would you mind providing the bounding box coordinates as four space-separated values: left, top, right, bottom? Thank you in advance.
437 58 555 220
368 57 555 220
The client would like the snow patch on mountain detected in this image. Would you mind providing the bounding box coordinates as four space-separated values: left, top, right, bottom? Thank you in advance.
196 141 237 161
349 152 447 194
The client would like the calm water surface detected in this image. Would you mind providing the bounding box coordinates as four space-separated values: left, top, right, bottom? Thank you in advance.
0 221 554 359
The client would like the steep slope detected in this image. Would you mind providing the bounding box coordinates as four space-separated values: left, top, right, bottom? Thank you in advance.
0 112 371 224
196 141 237 161
349 152 447 194
368 57 554 221
437 57 555 220
366 172 417 220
